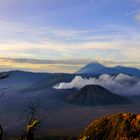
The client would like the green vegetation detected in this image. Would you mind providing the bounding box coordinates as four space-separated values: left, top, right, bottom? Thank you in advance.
79 112 140 140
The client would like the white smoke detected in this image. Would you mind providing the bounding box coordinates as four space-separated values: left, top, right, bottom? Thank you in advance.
53 73 140 96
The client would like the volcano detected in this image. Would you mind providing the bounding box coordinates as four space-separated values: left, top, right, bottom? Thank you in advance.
65 85 130 106
76 62 140 77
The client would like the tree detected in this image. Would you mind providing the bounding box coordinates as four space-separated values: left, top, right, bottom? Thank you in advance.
21 102 40 140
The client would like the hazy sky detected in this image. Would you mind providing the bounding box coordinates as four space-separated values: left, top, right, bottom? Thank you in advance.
0 0 140 73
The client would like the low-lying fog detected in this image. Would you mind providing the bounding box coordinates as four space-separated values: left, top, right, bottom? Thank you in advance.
54 73 140 96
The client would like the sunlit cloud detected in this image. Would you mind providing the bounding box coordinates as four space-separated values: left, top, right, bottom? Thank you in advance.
0 38 139 61
0 0 139 72
0 57 85 73
0 56 139 73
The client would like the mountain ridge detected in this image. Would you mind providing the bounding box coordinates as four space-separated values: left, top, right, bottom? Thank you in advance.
75 62 140 76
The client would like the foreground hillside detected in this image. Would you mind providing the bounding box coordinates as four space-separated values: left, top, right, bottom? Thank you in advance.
79 112 140 140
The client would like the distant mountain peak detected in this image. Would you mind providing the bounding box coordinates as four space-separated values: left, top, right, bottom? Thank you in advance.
75 62 140 76
75 62 106 74
86 61 105 66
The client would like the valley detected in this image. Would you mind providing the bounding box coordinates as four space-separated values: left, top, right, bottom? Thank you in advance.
0 63 140 138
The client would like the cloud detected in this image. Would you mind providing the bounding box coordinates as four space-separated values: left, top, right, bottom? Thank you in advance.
0 56 140 73
0 21 139 44
0 0 139 72
0 57 87 73
135 0 140 3
0 35 140 63
0 57 92 65
54 74 140 96
134 12 140 21
0 21 140 71
0 61 81 73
